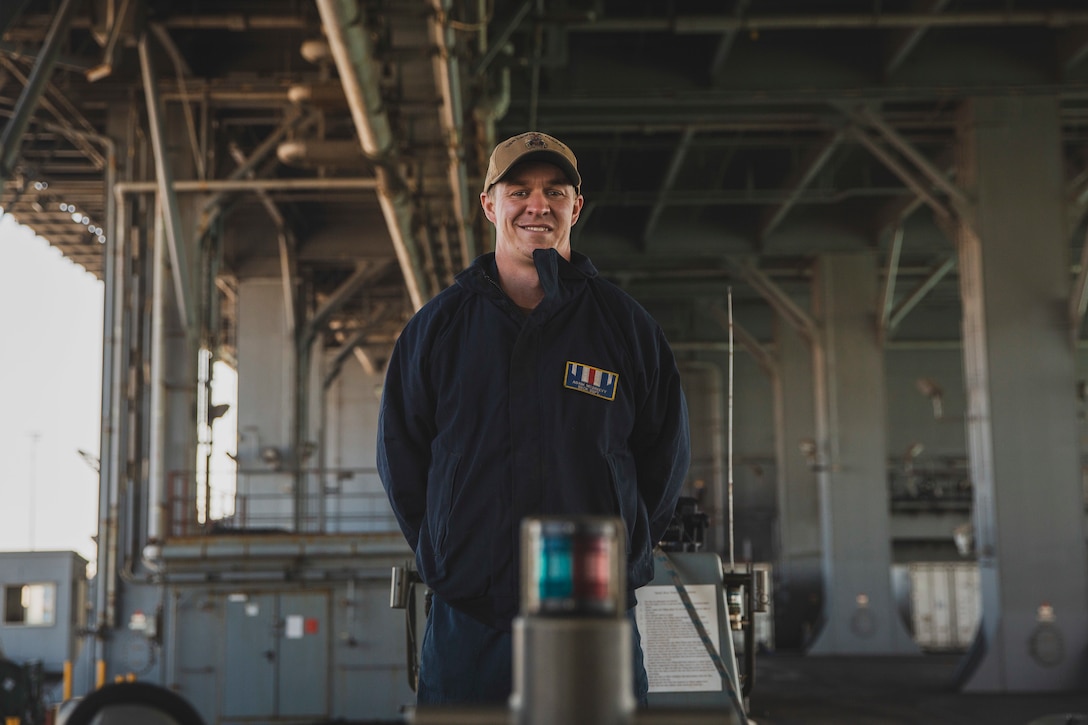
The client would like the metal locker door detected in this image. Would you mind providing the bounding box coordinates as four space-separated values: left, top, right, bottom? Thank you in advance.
222 593 277 719
277 592 329 718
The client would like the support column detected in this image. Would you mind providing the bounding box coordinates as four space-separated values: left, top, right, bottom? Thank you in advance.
807 253 917 655
236 278 297 528
771 313 822 650
955 96 1088 692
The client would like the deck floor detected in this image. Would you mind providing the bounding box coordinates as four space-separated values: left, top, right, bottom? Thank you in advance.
748 653 1088 725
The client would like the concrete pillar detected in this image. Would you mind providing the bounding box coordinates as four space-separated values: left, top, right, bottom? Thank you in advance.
771 314 822 650
807 253 917 655
955 96 1088 692
236 279 297 526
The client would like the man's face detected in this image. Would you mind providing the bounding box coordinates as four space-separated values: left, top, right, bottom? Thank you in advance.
481 161 583 266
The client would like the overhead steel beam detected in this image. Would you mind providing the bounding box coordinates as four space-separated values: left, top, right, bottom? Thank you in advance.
1059 26 1088 73
759 129 844 241
564 11 1088 33
644 127 695 244
227 144 298 334
306 259 398 345
883 0 952 75
592 187 909 209
139 33 197 337
17 13 312 33
879 225 904 337
888 256 956 333
149 22 204 178
12 8 1076 35
199 108 320 234
353 346 380 375
85 0 134 82
843 104 969 212
0 56 105 167
472 0 533 77
707 0 749 80
873 150 955 240
324 303 392 389
0 0 82 187
733 258 818 345
316 0 430 311
0 41 92 72
847 124 953 221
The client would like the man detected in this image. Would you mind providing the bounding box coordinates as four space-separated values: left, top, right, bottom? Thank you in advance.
377 131 690 705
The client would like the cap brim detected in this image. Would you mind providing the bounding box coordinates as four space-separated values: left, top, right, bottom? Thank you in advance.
489 150 581 192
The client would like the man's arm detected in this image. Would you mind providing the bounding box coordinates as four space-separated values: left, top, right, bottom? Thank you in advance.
376 326 435 551
632 327 691 544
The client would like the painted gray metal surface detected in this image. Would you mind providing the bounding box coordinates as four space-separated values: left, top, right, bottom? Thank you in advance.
955 95 1088 691
807 253 918 655
0 550 86 672
771 313 822 650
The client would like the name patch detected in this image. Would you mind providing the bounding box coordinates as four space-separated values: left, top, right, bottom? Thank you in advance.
564 361 619 401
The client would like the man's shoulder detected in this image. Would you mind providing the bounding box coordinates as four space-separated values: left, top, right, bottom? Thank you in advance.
398 275 487 344
586 275 658 327
410 280 473 319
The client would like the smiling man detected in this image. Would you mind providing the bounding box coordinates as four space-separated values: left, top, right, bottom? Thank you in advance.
377 131 691 707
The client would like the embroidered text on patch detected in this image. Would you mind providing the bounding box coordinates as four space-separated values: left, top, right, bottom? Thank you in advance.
564 361 619 401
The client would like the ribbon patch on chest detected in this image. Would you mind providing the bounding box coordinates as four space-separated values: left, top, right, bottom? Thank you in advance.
564 361 619 401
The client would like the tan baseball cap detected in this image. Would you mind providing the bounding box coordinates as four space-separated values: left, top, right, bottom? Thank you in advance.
482 131 581 194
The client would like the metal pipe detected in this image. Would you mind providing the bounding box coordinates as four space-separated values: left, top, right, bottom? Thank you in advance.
727 290 735 570
276 139 365 167
315 0 430 310
91 128 120 682
138 33 196 337
97 168 128 651
528 0 543 129
85 0 133 82
147 196 166 543
149 22 204 179
118 176 379 194
428 0 476 267
0 0 80 183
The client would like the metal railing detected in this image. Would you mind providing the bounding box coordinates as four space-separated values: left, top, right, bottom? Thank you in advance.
165 467 400 537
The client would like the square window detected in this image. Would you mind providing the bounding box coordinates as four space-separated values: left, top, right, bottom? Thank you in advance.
3 583 56 626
